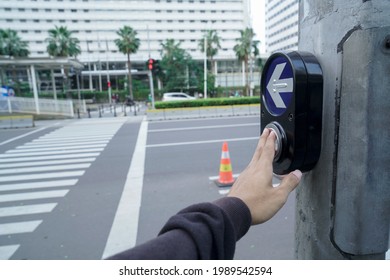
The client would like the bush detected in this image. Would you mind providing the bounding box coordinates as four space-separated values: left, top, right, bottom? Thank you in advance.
154 97 260 109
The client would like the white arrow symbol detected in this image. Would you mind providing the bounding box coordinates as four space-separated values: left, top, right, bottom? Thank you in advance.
266 63 293 108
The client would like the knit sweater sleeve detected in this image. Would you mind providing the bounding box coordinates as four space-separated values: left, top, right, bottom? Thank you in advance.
106 197 251 260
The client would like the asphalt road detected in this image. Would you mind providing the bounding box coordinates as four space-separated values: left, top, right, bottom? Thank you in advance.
0 115 296 260
139 116 296 260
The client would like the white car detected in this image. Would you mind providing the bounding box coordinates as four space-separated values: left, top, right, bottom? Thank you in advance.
162 92 196 101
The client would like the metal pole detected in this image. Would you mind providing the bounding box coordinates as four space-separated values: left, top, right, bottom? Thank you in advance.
147 25 155 109
149 70 155 110
106 39 112 103
203 33 207 99
295 0 390 260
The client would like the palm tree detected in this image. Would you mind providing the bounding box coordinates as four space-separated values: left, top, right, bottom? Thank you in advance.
0 29 29 57
115 26 140 100
46 26 81 57
0 29 29 94
198 30 221 75
45 26 81 98
233 28 259 96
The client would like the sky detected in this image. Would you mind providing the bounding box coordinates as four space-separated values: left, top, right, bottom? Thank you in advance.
250 0 266 53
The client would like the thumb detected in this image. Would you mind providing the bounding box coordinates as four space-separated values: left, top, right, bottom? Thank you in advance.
278 170 302 195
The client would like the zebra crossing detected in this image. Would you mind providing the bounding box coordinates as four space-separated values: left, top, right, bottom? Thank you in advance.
0 118 127 259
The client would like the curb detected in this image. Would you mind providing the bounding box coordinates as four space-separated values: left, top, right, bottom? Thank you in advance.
146 104 260 121
0 115 34 129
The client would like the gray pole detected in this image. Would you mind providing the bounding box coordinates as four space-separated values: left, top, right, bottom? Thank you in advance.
296 0 390 259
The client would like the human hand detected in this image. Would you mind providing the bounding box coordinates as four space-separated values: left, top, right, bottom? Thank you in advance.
228 128 302 225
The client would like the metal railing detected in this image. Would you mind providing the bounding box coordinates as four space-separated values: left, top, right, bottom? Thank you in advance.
0 97 85 117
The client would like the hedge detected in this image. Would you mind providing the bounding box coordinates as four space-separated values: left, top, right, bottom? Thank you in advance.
154 97 260 109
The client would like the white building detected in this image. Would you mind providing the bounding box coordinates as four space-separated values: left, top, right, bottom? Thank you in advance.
264 0 299 54
1 0 250 62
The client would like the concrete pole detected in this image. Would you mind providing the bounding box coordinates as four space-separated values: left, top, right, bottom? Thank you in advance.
296 0 390 259
30 65 40 115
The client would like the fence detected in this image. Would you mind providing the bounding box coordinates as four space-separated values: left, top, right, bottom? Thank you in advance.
0 97 86 117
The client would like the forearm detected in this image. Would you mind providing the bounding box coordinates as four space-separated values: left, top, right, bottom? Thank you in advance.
107 197 251 260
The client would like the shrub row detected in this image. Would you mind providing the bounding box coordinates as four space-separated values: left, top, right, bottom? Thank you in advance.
154 97 260 109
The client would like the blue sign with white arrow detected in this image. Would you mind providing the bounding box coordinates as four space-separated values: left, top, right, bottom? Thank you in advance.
263 56 294 116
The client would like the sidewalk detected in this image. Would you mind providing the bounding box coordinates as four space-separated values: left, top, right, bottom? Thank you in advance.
146 104 260 121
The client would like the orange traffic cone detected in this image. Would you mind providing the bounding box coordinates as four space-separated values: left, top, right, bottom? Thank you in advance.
215 141 235 187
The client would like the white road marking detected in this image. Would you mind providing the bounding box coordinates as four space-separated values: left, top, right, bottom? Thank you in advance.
7 144 107 153
102 118 148 259
0 190 69 203
31 135 113 143
0 158 96 169
0 245 20 260
0 148 104 158
0 123 60 146
0 203 57 217
18 140 109 149
0 171 84 182
0 163 91 175
0 118 127 260
208 174 240 181
146 136 259 148
0 179 78 192
0 153 100 163
0 221 42 235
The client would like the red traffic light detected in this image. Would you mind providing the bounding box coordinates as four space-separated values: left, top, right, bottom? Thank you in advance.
148 58 154 70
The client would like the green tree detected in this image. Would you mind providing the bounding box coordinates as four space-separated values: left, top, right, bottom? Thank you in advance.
160 39 196 93
233 28 259 95
46 26 81 57
45 26 81 97
0 29 29 57
198 30 221 75
115 25 140 100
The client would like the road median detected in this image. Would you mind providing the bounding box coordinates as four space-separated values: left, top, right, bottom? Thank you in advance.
146 104 260 121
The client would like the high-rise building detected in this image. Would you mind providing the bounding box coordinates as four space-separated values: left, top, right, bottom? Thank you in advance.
1 0 256 91
0 0 249 61
264 0 299 54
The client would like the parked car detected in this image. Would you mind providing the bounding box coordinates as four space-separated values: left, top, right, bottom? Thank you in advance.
162 92 196 101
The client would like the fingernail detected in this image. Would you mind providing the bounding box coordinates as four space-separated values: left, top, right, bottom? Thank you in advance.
292 170 302 181
262 128 269 135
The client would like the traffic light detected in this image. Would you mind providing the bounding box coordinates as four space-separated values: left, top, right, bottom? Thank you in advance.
148 58 155 70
